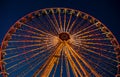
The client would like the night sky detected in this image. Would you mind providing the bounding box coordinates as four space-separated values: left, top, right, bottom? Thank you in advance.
0 0 120 77
0 0 120 45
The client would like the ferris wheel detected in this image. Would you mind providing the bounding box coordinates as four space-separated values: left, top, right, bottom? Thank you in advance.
0 8 120 77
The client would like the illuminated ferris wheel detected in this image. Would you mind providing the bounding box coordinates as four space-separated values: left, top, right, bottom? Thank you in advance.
0 8 120 77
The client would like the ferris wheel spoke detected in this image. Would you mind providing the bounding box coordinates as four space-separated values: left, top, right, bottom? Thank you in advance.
80 54 115 76
65 42 86 77
23 56 49 77
70 41 81 48
5 36 57 55
6 43 55 71
32 55 53 77
28 18 54 35
44 11 60 34
80 38 112 42
51 9 61 33
16 43 59 76
33 43 64 77
80 51 117 71
12 33 45 40
41 43 64 77
65 42 101 77
17 23 54 36
82 43 115 54
79 33 106 39
82 41 113 47
19 22 50 35
5 44 55 65
64 46 83 77
15 46 56 77
36 15 58 35
71 19 87 34
81 45 119 63
64 52 70 77
68 17 78 33
12 32 53 41
78 32 109 40
4 42 46 52
60 51 64 77
65 52 78 77
66 14 72 32
52 58 60 77
41 16 59 35
5 47 41 61
79 50 117 69
9 50 50 76
66 46 89 77
58 9 64 32
63 9 66 32
5 44 50 60
8 39 44 43
45 17 60 34
17 28 46 37
74 28 101 38
73 22 99 36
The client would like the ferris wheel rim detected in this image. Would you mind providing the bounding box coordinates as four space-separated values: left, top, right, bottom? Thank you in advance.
0 7 120 77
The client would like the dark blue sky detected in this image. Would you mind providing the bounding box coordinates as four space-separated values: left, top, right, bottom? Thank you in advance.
0 0 120 44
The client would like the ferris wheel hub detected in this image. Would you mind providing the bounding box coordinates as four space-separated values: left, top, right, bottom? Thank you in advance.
59 32 70 41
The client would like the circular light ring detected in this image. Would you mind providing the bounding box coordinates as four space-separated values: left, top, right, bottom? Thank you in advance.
0 8 120 77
